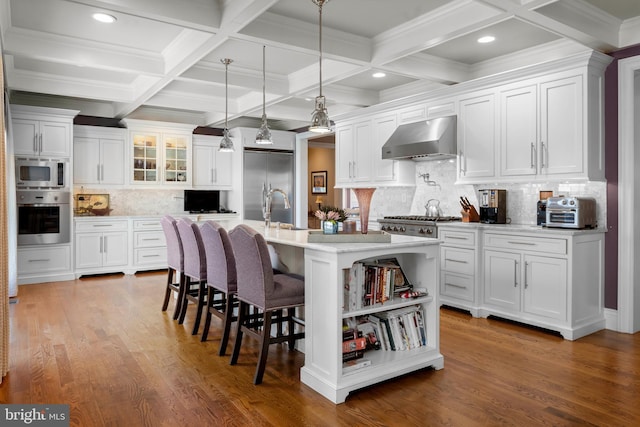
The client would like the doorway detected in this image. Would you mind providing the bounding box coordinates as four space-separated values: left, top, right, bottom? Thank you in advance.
307 134 336 229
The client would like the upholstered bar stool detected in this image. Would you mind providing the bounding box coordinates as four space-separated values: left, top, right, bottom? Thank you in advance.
160 215 184 320
200 221 238 355
228 224 305 385
176 217 210 335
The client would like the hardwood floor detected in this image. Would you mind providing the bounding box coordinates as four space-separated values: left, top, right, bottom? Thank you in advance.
1 271 638 426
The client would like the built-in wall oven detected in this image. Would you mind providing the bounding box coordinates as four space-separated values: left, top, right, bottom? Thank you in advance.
17 190 71 246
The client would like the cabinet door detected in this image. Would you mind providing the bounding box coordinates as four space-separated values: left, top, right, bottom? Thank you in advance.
74 137 101 184
100 139 125 185
40 121 71 157
523 254 567 321
214 149 233 188
192 143 214 187
163 134 189 184
131 132 160 183
372 114 396 182
501 85 538 177
75 233 103 269
458 94 496 180
539 75 583 176
12 118 39 156
103 232 128 267
353 120 373 182
335 124 354 185
483 250 520 312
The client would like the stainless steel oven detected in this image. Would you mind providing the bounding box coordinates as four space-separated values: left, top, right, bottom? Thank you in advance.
17 190 71 246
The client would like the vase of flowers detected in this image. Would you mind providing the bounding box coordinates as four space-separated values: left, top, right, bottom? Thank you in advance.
315 206 347 234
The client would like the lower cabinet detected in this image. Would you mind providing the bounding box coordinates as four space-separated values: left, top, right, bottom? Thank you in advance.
132 218 167 272
479 230 603 340
439 227 480 315
17 244 74 285
75 219 129 277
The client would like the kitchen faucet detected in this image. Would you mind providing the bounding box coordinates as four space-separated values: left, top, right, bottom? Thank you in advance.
263 184 290 229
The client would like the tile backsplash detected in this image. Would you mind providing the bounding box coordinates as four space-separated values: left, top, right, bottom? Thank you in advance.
369 160 607 227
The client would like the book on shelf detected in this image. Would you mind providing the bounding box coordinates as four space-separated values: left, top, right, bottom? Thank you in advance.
371 305 427 351
344 258 413 311
343 349 365 362
342 357 371 374
342 337 367 353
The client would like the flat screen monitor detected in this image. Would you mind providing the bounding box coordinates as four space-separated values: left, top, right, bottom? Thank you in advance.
184 190 220 213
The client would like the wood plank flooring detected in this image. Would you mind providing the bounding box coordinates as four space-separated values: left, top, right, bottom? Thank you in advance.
1 271 638 426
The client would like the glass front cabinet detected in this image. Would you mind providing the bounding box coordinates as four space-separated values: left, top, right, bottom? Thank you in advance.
125 120 195 186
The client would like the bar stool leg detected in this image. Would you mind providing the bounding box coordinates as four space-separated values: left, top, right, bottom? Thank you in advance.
218 294 234 356
230 301 247 366
254 309 273 385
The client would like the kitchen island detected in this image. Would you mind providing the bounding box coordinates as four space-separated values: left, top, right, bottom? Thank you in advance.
215 220 444 404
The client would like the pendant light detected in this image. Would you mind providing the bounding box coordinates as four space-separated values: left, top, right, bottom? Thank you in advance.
255 45 273 144
219 58 235 152
309 0 331 133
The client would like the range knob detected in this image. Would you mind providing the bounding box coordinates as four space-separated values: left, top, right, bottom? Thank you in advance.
418 228 426 234
399 226 406 232
392 226 399 232
381 225 387 231
425 228 434 235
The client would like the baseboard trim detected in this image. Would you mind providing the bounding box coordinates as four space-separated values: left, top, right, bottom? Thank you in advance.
604 308 618 331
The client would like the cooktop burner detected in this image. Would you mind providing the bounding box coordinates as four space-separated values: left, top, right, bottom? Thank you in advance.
382 215 462 222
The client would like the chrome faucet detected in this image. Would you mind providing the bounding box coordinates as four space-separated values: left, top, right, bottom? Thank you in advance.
263 185 290 229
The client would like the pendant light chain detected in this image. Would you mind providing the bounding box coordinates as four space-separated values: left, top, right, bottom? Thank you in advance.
219 58 235 152
262 45 266 115
256 45 273 144
309 0 331 133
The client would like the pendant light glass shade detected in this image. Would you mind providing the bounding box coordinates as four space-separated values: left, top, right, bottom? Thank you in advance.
310 0 331 133
255 45 273 144
219 58 235 152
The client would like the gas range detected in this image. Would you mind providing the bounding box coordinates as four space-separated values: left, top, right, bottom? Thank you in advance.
378 215 461 238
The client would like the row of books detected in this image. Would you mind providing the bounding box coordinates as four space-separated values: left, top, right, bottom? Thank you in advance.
368 305 427 351
343 258 412 312
341 305 429 374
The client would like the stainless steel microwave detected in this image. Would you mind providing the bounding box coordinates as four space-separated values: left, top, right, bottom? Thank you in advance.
15 159 66 188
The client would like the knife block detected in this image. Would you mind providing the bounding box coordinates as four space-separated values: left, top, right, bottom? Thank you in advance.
461 205 480 222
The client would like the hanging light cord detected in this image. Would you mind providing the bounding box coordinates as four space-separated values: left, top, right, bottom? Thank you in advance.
223 59 231 129
262 45 266 116
317 0 324 98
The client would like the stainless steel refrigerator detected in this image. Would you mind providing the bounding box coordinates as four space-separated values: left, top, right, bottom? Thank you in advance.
243 149 294 224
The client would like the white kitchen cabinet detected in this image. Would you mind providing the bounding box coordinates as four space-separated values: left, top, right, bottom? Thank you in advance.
335 115 414 188
457 92 496 182
500 74 587 180
73 126 126 185
132 218 167 272
74 219 129 277
11 105 78 158
17 244 74 285
123 119 195 186
481 230 603 340
438 226 480 316
192 135 233 189
335 119 372 186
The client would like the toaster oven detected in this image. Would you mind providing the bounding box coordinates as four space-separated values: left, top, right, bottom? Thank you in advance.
545 196 596 229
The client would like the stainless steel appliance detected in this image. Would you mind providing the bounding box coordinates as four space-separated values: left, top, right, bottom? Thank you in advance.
546 196 596 229
243 149 294 224
378 216 461 238
17 190 71 245
479 189 506 224
16 158 67 188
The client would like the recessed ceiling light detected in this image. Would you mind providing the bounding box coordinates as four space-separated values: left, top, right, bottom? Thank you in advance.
372 72 386 78
477 36 495 44
92 13 117 23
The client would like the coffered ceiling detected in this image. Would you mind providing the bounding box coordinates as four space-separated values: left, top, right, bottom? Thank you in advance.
1 0 639 131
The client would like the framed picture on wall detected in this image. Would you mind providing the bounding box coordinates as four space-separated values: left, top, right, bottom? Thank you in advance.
311 170 328 194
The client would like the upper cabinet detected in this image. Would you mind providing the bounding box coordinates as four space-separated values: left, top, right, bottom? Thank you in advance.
335 113 415 188
73 126 126 186
123 120 195 186
457 92 497 182
500 73 590 181
192 135 234 189
11 105 78 158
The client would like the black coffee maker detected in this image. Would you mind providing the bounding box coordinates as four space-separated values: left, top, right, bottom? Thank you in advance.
479 189 507 224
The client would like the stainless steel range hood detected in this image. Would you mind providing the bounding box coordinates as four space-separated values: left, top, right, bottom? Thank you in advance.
381 115 457 160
